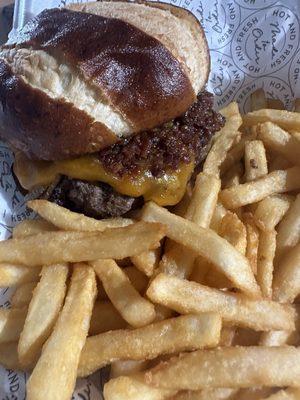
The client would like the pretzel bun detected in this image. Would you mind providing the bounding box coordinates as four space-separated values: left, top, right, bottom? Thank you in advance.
0 1 209 160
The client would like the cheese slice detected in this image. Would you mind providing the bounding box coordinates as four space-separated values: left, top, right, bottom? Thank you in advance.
14 152 194 206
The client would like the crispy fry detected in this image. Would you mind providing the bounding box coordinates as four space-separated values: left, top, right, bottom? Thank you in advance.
78 313 221 377
131 249 160 277
259 330 300 347
104 374 176 400
258 122 300 166
92 259 156 328
27 200 133 232
244 213 260 275
27 265 97 400
11 282 36 308
203 103 242 177
89 301 127 335
219 327 236 347
171 389 238 400
147 274 294 331
0 307 27 343
18 264 68 367
244 140 268 181
13 219 57 238
257 230 276 299
144 347 300 390
220 167 300 209
259 388 300 400
142 202 260 297
276 194 300 261
0 222 165 266
222 162 243 189
253 195 293 231
156 173 221 279
221 130 258 175
251 89 267 111
0 264 41 287
210 203 227 233
219 212 247 255
243 109 300 131
110 360 149 379
273 243 300 303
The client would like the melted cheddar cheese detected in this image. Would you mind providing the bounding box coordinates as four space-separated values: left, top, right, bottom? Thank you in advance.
14 152 194 206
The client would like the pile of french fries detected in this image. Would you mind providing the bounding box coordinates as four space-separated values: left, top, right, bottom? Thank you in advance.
0 89 300 400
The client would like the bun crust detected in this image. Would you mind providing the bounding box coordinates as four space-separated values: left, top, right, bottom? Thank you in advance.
0 3 210 161
0 60 117 160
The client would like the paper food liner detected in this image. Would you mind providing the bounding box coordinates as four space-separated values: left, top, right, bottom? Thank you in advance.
1 0 300 397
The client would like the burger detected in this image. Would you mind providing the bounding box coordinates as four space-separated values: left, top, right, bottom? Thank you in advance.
0 1 225 219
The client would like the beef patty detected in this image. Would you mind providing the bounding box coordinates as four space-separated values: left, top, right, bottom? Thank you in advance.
48 91 225 218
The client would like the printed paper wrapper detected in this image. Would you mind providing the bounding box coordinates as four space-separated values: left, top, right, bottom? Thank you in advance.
1 0 300 397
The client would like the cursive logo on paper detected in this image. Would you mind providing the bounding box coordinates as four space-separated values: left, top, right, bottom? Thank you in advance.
235 76 293 113
193 0 241 49
208 52 245 108
234 0 276 9
289 49 300 97
232 6 299 78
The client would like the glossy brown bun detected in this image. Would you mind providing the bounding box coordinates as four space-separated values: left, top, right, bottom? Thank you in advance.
0 1 209 161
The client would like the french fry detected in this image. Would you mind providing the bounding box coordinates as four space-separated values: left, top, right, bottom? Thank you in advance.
251 89 267 111
18 264 69 367
0 307 27 343
219 212 247 255
97 266 149 300
258 122 300 166
110 360 149 379
257 388 300 400
104 374 176 400
0 222 165 266
27 200 133 232
0 264 41 287
219 327 236 347
157 173 221 279
254 195 293 231
146 274 294 331
220 167 300 209
244 140 268 181
259 330 299 347
184 173 221 226
170 388 238 400
89 301 127 335
13 219 57 238
276 194 300 260
11 281 37 308
0 342 24 371
244 213 260 275
123 266 149 294
131 248 160 277
243 109 300 131
220 130 258 175
26 265 97 400
92 259 156 328
257 230 277 299
144 347 300 390
210 203 227 233
78 313 221 377
203 103 242 177
222 162 243 188
142 202 260 297
267 99 284 110
236 388 278 400
273 243 300 303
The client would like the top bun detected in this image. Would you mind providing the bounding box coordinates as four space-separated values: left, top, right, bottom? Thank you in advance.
0 1 210 161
